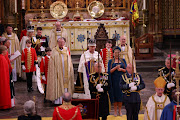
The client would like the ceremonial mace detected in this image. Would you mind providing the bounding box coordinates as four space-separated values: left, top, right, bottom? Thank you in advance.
33 96 38 114
175 52 180 120
169 41 172 83
132 34 135 81
81 45 89 75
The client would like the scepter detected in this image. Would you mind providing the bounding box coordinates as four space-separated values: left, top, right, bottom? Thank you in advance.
82 45 89 75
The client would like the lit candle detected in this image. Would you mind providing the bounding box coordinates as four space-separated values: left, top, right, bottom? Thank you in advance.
143 0 146 9
22 0 25 9
15 0 17 13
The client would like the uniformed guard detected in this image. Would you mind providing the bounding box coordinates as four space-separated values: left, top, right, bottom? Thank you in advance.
158 57 176 101
120 63 145 120
32 27 48 57
89 62 110 120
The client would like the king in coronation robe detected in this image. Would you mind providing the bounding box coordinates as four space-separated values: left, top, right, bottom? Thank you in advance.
2 25 21 81
73 39 105 99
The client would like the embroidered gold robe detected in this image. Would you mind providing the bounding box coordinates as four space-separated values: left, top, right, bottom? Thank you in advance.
48 28 68 49
2 32 21 76
119 44 137 73
46 46 74 101
144 93 170 120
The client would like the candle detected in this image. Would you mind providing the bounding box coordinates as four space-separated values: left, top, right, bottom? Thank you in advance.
143 0 146 9
22 0 25 9
15 0 17 13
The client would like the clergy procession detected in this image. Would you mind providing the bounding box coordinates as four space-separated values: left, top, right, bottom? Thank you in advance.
0 0 180 120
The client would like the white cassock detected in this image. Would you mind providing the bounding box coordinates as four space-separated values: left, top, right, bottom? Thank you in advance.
144 93 170 120
73 50 105 99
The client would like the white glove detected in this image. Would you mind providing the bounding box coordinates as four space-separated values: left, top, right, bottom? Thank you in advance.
97 88 104 92
42 75 46 81
35 64 38 69
129 82 135 87
96 84 103 90
167 83 175 89
40 46 45 51
22 65 26 71
130 86 137 91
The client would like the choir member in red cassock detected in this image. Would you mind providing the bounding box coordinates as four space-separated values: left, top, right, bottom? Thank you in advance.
40 47 51 102
0 45 11 109
0 37 15 107
21 39 38 92
52 92 82 120
100 40 113 72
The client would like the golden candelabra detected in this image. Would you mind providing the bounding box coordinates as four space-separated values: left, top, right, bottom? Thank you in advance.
40 0 46 20
111 0 116 18
73 1 81 19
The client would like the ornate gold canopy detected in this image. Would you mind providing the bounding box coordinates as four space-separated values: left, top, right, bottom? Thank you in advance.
50 1 68 19
87 1 104 18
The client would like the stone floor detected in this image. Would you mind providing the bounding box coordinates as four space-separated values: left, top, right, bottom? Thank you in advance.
0 72 157 119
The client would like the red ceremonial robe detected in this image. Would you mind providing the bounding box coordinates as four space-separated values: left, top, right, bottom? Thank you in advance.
52 103 82 120
40 55 49 84
100 48 113 72
21 48 38 72
20 29 27 41
5 51 12 73
0 54 11 109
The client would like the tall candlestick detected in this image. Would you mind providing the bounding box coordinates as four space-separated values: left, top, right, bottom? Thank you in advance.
143 0 146 9
15 0 17 13
22 0 25 9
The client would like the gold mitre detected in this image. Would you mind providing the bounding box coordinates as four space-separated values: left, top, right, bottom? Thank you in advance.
154 77 166 88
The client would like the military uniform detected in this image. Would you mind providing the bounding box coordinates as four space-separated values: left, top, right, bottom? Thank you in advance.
120 72 145 120
32 35 48 56
21 47 38 92
89 72 110 120
158 67 176 101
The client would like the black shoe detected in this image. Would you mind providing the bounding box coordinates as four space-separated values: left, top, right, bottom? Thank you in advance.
44 98 47 103
30 87 34 91
28 88 31 92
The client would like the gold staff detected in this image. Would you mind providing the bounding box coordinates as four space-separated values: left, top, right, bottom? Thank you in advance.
175 52 180 120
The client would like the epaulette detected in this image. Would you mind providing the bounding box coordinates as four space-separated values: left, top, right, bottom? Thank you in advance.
89 72 96 76
102 72 108 75
158 67 165 71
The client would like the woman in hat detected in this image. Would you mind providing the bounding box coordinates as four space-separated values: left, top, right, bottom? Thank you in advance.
108 46 127 116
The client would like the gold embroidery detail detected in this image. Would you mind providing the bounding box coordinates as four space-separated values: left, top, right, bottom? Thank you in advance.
56 102 78 120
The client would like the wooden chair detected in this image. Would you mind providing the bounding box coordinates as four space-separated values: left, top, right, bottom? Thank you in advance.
135 33 154 59
94 23 116 52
